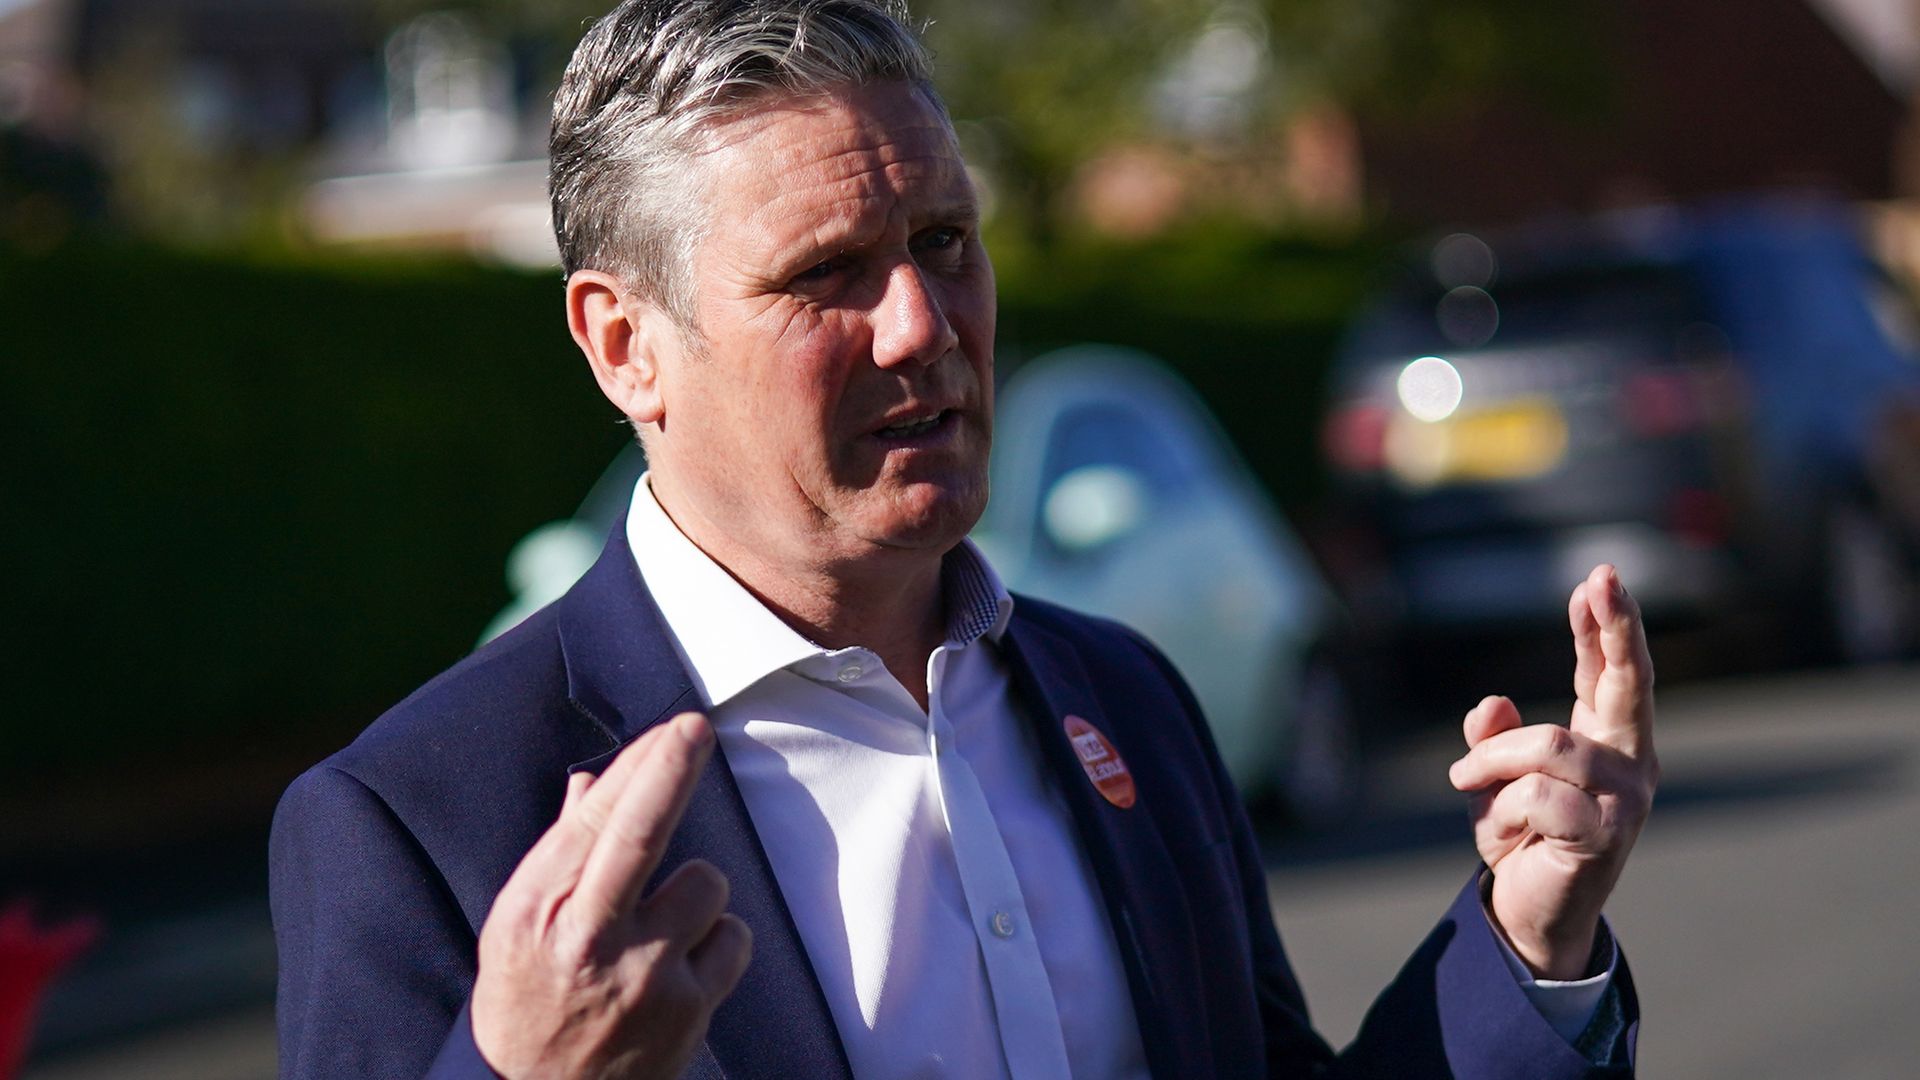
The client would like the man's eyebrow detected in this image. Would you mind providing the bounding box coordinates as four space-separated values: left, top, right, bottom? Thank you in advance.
921 198 981 225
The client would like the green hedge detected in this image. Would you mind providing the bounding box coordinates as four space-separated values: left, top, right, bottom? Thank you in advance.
990 222 1388 505
2 242 621 777
1 230 1378 780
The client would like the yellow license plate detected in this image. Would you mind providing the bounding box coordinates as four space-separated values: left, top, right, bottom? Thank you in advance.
1385 397 1569 487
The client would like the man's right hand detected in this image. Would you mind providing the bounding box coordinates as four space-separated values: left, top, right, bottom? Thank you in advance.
471 712 752 1079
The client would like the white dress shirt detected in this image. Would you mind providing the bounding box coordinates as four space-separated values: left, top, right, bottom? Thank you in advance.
626 475 1150 1080
624 474 1613 1072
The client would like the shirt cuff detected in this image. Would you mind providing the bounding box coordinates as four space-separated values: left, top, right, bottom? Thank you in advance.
1486 912 1617 1044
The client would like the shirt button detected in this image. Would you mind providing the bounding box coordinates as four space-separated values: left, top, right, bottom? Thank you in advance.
990 911 1016 939
836 665 862 683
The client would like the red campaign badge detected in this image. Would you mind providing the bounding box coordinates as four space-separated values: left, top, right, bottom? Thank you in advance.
1063 714 1136 809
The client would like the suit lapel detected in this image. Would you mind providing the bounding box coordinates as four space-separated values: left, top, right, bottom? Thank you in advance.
550 525 1216 1078
556 520 855 1080
1000 611 1209 1080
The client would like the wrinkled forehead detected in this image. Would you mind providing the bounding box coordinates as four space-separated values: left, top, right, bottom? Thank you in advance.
690 80 968 206
698 78 953 150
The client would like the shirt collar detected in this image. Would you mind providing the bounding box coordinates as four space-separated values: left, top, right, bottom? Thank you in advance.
941 531 1015 645
625 472 1014 709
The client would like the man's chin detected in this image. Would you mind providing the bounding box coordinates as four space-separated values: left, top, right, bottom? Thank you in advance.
859 484 987 554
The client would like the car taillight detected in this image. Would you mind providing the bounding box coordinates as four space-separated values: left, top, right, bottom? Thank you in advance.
1323 401 1390 473
1668 487 1730 548
1620 370 1703 437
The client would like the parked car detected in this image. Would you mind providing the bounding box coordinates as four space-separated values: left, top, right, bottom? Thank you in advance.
1322 195 1920 666
975 346 1358 825
486 345 1361 825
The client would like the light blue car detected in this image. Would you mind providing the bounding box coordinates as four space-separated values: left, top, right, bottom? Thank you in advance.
485 345 1359 824
975 346 1357 824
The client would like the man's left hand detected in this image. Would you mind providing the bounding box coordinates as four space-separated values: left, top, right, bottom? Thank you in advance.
1447 563 1659 980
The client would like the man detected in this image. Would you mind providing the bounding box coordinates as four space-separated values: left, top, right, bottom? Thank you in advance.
270 2 1658 1077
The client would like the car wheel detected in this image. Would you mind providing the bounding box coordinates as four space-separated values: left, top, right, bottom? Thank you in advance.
1822 500 1920 664
1275 651 1363 830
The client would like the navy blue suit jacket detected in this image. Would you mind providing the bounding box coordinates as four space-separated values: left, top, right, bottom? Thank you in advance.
270 523 1637 1078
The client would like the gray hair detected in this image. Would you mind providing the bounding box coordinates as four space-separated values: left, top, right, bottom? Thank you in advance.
549 0 940 326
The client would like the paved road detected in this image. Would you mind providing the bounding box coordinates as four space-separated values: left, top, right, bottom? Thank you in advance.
22 664 1920 1078
1267 662 1920 1079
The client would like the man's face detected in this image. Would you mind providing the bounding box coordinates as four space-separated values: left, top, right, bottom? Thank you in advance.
642 81 995 570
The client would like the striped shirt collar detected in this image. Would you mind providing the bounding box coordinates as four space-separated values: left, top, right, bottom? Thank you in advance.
625 472 1014 709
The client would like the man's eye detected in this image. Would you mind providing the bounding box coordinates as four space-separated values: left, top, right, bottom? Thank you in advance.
793 259 840 284
918 227 963 252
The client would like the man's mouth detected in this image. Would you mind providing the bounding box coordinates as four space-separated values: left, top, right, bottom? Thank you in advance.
874 410 953 440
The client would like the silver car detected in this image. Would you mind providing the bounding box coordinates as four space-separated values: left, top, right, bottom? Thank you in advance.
975 346 1357 824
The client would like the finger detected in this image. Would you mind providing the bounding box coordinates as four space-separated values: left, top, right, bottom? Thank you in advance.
1463 695 1524 750
1570 578 1603 712
570 712 715 923
497 733 667 911
568 713 690 844
1449 722 1618 793
637 859 730 945
687 913 753 1001
491 768 624 918
1474 773 1604 862
563 770 593 815
572 716 677 823
1580 564 1656 755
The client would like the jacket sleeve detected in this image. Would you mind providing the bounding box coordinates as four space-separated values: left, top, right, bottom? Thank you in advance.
270 764 499 1079
1125 628 1638 1079
1327 867 1637 1079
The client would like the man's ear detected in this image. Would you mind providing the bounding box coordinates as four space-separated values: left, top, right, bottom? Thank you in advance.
565 269 680 426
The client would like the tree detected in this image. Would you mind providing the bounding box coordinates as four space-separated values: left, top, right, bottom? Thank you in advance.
1260 0 1615 124
917 0 1221 242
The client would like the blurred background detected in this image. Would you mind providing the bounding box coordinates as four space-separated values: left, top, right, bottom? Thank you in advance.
3 0 1918 1076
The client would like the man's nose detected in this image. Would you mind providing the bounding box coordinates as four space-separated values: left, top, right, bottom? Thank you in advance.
871 260 958 369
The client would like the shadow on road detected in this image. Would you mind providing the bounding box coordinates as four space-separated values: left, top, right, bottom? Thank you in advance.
18 699 1914 1068
1256 743 1913 870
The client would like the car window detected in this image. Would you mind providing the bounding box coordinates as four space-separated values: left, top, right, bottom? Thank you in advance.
1039 402 1191 509
1863 270 1920 367
1345 265 1715 363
